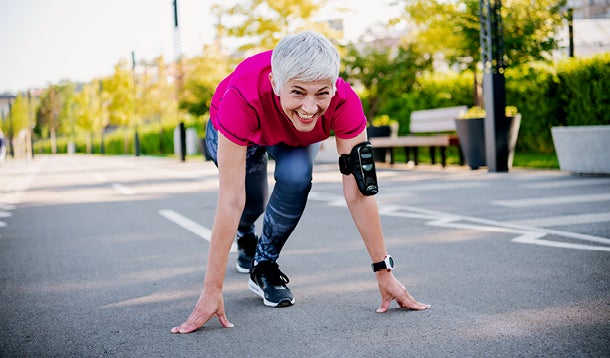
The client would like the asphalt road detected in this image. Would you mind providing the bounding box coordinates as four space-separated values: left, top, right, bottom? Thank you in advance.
1 155 609 357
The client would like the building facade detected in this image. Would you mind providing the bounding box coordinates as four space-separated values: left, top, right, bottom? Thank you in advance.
567 0 610 19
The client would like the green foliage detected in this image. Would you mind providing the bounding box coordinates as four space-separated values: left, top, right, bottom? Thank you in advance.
458 106 518 119
382 71 474 135
362 53 609 154
219 0 335 52
397 0 567 69
8 94 30 134
504 62 560 153
341 43 433 122
103 61 134 128
556 54 610 126
181 46 234 117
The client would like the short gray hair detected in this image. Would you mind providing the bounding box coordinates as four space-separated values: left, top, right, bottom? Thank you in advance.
271 31 340 95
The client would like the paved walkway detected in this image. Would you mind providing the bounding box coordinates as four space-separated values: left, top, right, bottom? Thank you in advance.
1 155 608 357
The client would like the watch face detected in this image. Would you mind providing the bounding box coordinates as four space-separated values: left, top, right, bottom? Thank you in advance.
387 256 394 268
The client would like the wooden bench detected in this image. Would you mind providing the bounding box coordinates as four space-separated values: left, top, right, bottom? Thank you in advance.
368 106 467 167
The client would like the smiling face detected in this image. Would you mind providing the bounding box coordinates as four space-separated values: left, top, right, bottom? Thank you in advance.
271 74 333 133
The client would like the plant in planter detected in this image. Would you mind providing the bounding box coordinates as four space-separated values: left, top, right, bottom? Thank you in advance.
367 115 398 162
455 106 520 170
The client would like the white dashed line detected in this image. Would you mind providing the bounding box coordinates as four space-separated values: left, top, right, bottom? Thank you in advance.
309 191 610 252
492 193 610 207
112 183 135 195
509 212 610 228
159 209 237 252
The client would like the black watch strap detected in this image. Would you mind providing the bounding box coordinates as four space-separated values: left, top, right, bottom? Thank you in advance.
371 255 394 272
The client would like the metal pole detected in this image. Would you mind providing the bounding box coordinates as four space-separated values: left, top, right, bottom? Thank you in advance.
8 99 14 158
480 0 509 172
132 51 140 156
27 90 34 160
173 0 186 161
568 8 574 57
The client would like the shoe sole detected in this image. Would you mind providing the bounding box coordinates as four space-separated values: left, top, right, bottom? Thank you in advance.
235 262 251 274
248 279 295 308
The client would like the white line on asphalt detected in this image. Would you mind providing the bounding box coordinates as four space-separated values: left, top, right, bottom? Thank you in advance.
520 178 610 189
383 181 486 192
492 193 610 207
159 209 237 252
112 183 135 195
382 205 610 252
0 211 11 218
308 192 610 252
91 173 106 182
509 212 610 227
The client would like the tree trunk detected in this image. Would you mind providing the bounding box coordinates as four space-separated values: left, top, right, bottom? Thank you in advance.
51 128 57 154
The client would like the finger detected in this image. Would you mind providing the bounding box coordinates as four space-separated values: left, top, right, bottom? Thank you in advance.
216 313 234 328
171 321 202 334
376 297 392 313
396 294 431 311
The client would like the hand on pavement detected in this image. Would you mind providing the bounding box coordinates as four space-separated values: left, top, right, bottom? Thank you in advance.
375 271 431 313
171 289 234 334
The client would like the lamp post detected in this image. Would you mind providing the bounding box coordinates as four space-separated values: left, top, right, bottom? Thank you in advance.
7 98 14 158
568 8 574 57
27 90 34 160
173 0 186 162
132 51 140 156
480 0 509 172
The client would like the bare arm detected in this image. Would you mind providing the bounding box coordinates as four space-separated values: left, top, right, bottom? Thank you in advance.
336 132 430 312
171 133 247 333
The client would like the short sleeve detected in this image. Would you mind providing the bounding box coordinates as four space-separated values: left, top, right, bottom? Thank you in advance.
330 80 367 139
215 87 259 146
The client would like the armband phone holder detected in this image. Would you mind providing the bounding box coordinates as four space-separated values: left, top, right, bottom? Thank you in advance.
339 141 379 196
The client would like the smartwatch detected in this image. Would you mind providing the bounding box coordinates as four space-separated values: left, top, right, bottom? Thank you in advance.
371 255 394 272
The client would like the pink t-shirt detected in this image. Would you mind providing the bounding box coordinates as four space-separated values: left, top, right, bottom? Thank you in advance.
210 50 366 147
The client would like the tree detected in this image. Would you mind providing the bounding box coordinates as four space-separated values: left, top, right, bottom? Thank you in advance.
9 94 29 135
103 61 133 128
341 42 433 121
398 0 566 66
181 45 234 118
138 56 177 127
73 81 102 153
218 0 338 52
396 0 567 103
37 86 63 154
103 60 134 153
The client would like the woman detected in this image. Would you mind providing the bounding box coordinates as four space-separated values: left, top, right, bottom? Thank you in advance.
172 31 429 334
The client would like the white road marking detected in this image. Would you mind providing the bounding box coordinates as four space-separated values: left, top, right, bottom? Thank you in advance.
520 178 610 189
159 209 237 252
492 193 610 207
309 192 610 252
112 183 135 195
91 173 106 182
509 212 610 227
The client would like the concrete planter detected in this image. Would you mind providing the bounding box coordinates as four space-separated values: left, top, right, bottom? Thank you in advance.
455 118 486 169
455 114 521 170
366 125 391 162
551 125 610 174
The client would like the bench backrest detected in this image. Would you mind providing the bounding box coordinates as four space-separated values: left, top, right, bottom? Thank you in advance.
409 106 468 133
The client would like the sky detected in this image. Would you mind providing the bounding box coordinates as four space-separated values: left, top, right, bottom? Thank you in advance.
0 0 400 94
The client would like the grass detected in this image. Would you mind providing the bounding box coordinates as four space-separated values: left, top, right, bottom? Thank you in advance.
386 147 559 169
512 152 559 169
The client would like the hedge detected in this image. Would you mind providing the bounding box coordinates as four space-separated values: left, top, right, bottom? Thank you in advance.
34 54 609 156
376 53 609 154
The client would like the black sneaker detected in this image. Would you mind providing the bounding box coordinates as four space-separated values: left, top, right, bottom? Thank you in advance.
248 261 295 307
236 232 257 273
